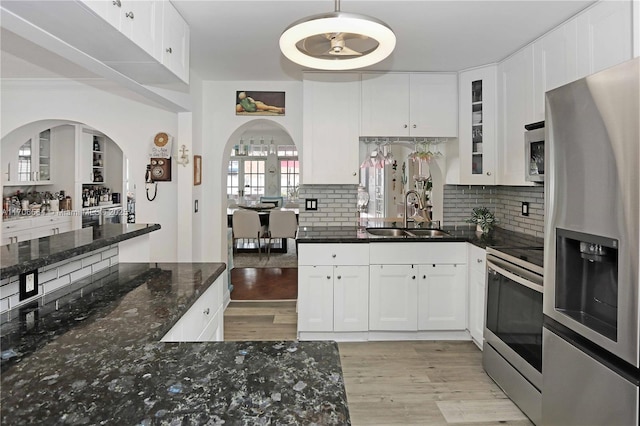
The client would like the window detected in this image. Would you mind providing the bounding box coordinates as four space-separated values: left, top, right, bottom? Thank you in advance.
227 144 298 200
18 140 32 181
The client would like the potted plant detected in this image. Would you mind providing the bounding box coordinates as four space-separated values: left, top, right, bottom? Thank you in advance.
466 206 497 233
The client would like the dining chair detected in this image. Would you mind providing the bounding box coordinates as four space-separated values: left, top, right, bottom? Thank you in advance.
267 210 298 259
232 210 267 258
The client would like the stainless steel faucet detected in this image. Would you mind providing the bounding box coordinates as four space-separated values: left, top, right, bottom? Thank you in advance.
404 189 424 229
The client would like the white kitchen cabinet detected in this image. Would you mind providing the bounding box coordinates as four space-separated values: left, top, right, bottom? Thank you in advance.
81 0 159 61
369 242 467 332
361 73 457 137
2 215 73 245
468 244 487 349
4 129 52 185
302 73 361 184
417 264 466 330
497 45 536 186
576 0 633 78
457 65 497 185
298 244 369 334
369 264 418 331
161 274 224 342
159 0 190 83
532 19 578 122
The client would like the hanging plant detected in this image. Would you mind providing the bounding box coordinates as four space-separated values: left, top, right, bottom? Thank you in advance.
465 206 497 233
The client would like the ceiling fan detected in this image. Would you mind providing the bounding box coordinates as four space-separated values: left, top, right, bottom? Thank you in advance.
280 0 396 70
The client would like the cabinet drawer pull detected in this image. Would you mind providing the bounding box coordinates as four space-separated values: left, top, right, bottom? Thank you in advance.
403 124 408 128
126 11 134 19
337 276 342 280
423 275 426 279
166 47 173 54
412 275 416 279
331 254 336 258
112 0 121 7
203 308 210 315
477 258 483 263
326 276 331 280
486 171 492 176
413 124 417 128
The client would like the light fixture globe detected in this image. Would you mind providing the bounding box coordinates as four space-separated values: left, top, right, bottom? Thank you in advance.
280 9 396 71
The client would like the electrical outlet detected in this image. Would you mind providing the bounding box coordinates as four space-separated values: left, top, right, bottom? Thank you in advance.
19 270 39 301
521 202 530 217
305 198 318 211
194 199 199 213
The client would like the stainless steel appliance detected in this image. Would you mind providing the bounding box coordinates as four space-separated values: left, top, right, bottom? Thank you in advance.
544 57 640 425
484 246 544 425
524 121 544 182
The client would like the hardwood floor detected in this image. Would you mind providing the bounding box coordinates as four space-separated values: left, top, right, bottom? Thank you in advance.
230 267 297 300
223 303 533 425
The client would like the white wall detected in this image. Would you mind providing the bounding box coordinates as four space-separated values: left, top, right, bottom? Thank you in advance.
199 80 303 262
1 79 179 261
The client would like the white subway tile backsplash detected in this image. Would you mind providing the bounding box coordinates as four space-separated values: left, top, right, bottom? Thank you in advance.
43 275 71 294
81 254 102 268
58 260 82 277
8 294 19 309
101 246 118 260
0 298 8 312
92 260 110 274
0 281 19 299
39 268 58 284
70 266 92 283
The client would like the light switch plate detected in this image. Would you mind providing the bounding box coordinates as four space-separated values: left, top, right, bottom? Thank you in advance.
19 270 39 301
305 198 318 211
521 202 529 216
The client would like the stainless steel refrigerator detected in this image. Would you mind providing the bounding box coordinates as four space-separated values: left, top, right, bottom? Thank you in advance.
543 57 640 425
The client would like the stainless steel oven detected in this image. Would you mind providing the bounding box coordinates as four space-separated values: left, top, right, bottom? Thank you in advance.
483 246 544 425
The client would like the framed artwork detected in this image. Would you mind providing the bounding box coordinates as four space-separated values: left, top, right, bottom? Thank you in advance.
193 155 202 186
236 91 285 115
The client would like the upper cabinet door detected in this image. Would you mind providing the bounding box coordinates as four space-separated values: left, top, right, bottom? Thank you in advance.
160 0 190 83
576 0 633 78
81 0 123 29
120 1 159 58
361 73 410 136
532 19 578 122
303 73 361 185
497 45 536 186
409 73 458 137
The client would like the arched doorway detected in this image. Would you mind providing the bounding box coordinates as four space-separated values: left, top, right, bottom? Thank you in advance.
222 119 299 302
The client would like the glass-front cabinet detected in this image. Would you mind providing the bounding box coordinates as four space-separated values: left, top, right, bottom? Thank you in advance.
15 129 52 184
458 65 497 185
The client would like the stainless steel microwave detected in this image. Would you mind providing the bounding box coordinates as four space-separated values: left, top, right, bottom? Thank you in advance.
525 121 545 182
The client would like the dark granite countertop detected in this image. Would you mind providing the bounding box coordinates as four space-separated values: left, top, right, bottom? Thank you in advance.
0 262 350 425
0 223 161 279
297 224 543 249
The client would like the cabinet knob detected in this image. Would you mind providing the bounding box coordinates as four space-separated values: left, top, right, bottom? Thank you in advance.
352 172 356 176
203 308 210 315
327 276 331 280
486 171 492 176
112 0 121 7
422 275 426 279
413 124 417 128
166 47 173 54
412 275 416 280
477 258 483 263
332 254 336 258
403 124 408 128
126 11 134 19
337 276 342 280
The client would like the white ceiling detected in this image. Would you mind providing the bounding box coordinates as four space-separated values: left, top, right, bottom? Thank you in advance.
173 0 597 81
0 0 596 83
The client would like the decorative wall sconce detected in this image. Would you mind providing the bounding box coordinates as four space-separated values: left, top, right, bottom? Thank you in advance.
176 144 190 166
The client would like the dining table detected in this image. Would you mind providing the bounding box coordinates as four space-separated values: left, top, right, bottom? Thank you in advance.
227 206 299 253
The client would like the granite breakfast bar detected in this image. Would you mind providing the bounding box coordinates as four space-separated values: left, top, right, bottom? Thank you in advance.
0 224 351 425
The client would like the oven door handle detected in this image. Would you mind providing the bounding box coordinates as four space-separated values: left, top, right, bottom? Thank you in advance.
487 259 544 293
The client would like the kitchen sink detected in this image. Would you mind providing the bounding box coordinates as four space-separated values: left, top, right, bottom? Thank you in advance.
405 229 451 238
366 228 412 237
365 228 451 238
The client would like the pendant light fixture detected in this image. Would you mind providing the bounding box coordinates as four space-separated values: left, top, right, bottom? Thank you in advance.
280 0 396 70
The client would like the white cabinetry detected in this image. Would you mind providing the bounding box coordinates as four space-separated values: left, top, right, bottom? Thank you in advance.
80 131 107 184
302 73 361 184
158 0 190 83
298 244 369 336
468 244 487 349
369 243 467 333
361 73 457 137
497 45 536 186
161 275 224 342
4 129 52 185
576 0 633 78
2 215 73 245
418 264 466 330
457 65 497 185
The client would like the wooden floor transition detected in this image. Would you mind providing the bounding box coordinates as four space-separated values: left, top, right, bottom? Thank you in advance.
223 301 532 425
